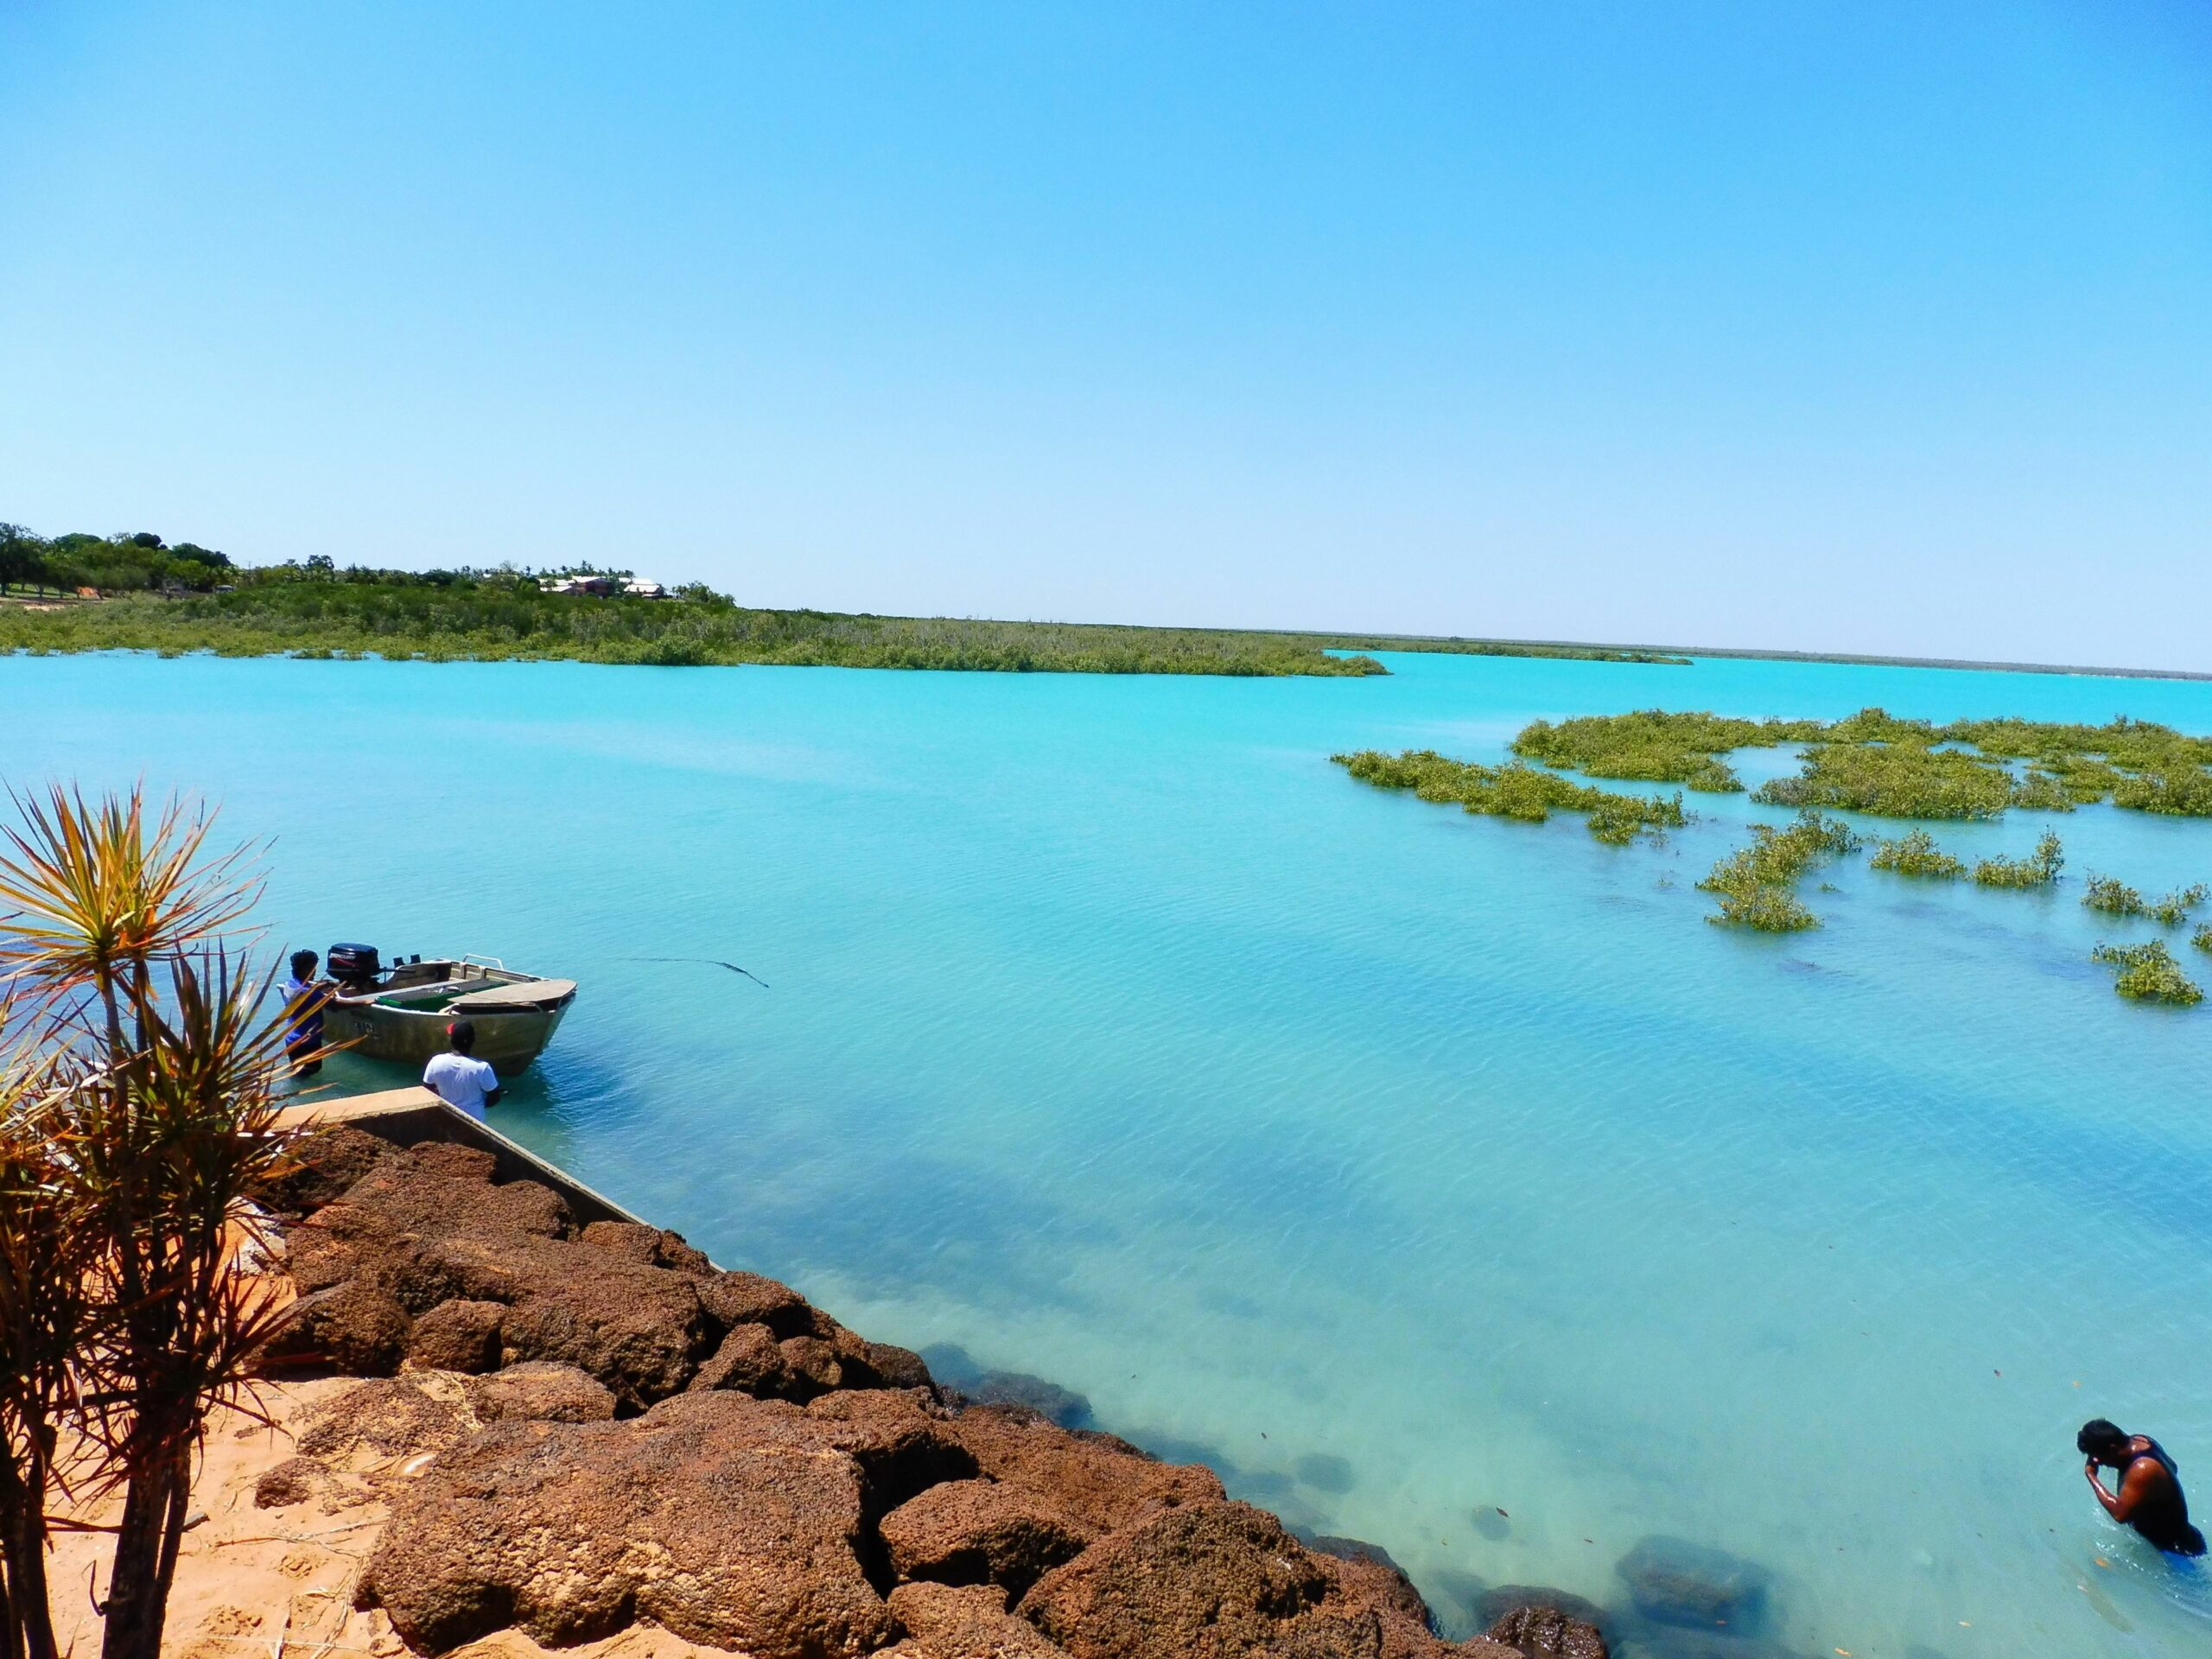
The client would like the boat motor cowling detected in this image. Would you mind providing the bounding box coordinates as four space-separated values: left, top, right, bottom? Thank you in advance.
327 942 381 988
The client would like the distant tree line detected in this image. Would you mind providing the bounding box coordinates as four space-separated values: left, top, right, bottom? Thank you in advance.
0 524 234 595
0 515 1668 676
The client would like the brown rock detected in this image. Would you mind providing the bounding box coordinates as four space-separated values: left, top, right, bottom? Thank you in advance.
1468 1589 1611 1637
579 1219 713 1276
340 1156 575 1243
949 1403 1225 1534
284 1166 710 1405
1312 1546 1433 1631
493 1243 709 1407
466 1361 618 1423
257 1126 394 1215
410 1143 498 1185
262 1281 411 1376
579 1219 662 1262
688 1322 791 1396
1020 1501 1333 1659
697 1268 812 1336
1019 1501 1488 1659
1485 1605 1607 1659
406 1299 505 1374
359 1389 979 1657
855 1339 936 1392
1258 1611 1523 1659
779 1333 849 1399
881 1478 1095 1599
253 1455 337 1509
1258 1610 1389 1657
296 1375 470 1462
282 1198 404 1297
887 1581 1074 1658
793 1388 982 1514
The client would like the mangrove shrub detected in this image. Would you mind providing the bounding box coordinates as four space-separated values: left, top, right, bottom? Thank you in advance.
1511 710 1824 791
1698 811 1861 931
1752 741 2014 820
1517 708 2212 822
1868 830 1966 879
1972 832 2065 889
1332 749 1685 843
2091 939 2204 1005
2081 875 2208 925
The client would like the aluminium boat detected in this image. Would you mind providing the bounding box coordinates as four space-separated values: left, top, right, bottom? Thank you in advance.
320 944 575 1077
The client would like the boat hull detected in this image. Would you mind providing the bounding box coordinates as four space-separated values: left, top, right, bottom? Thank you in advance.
325 993 571 1077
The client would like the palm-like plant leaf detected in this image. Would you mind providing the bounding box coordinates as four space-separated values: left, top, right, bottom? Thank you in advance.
0 784 262 1005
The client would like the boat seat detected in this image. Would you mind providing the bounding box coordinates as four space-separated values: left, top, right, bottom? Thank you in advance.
448 977 577 1013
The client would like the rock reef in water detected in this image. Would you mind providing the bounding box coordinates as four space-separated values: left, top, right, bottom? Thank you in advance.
257 1124 1565 1659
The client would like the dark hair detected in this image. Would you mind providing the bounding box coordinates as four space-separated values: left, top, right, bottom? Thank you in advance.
290 949 318 974
2079 1419 2129 1459
447 1019 477 1052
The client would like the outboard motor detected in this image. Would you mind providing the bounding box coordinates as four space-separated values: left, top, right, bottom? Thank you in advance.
327 942 381 989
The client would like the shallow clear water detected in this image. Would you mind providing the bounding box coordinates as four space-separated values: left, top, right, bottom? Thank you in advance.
11 648 2212 1657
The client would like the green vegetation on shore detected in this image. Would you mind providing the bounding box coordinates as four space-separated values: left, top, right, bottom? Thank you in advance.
1868 830 1966 879
0 520 1693 677
2092 939 2204 1005
4 580 1397 676
1516 708 2212 820
1331 748 1685 843
1331 635 1689 665
1698 811 1860 931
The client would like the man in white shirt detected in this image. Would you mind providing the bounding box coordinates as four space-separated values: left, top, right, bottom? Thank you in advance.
423 1020 503 1121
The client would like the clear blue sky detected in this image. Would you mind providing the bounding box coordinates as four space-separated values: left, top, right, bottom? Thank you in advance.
3 3 2207 668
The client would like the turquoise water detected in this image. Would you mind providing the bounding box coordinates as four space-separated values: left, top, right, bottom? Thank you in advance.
11 648 2212 1657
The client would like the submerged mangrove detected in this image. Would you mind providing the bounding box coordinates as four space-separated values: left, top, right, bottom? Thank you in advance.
2091 939 2205 1005
1331 749 1685 844
1511 711 1821 791
1516 707 2212 821
1868 830 1966 880
2082 875 2209 926
1698 811 1861 931
1973 832 2066 889
1752 741 2020 820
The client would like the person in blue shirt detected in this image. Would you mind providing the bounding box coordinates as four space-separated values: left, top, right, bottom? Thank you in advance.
281 950 329 1079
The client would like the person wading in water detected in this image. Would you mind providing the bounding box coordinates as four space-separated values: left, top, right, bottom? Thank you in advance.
2080 1419 2208 1556
422 1019 503 1122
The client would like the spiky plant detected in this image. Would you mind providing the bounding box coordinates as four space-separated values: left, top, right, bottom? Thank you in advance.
0 786 301 1659
0 1031 95 1659
0 784 259 1052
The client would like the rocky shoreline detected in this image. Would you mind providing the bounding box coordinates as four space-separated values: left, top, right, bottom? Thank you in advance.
235 1116 1777 1659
